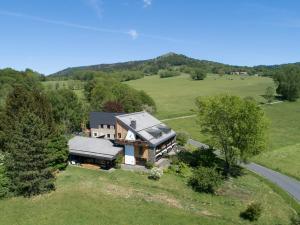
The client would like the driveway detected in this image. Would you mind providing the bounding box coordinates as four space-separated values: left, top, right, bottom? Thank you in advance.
187 139 300 202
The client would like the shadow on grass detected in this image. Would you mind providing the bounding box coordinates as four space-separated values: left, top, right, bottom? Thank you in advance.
175 147 245 178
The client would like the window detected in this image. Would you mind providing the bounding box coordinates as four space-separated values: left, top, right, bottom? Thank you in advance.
107 134 110 138
107 125 111 129
100 124 104 128
94 133 98 137
113 134 115 138
118 133 121 138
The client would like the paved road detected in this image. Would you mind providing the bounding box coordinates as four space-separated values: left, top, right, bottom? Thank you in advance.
188 139 300 202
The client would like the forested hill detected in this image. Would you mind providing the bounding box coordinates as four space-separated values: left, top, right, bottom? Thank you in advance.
48 53 300 81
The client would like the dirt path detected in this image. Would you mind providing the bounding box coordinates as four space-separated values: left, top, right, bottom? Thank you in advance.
161 114 196 122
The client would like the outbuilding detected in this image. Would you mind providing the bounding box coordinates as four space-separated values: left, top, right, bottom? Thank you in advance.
68 136 123 169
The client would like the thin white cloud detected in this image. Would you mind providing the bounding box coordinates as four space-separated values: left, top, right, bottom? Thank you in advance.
143 0 152 8
87 0 103 19
128 29 138 40
0 10 133 38
0 10 201 44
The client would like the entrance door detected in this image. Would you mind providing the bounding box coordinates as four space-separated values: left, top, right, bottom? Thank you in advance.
124 144 135 165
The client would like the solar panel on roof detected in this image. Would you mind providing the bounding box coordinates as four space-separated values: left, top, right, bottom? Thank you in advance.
156 124 171 133
146 128 163 138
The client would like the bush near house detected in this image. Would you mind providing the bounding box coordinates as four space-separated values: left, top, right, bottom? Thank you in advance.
114 154 123 169
176 132 189 146
188 166 222 194
145 161 154 169
148 167 163 180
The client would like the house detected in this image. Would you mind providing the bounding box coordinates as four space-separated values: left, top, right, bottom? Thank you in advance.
68 136 123 169
115 111 176 166
89 112 124 140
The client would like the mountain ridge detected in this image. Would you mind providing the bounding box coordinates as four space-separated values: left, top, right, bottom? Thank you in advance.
49 53 300 79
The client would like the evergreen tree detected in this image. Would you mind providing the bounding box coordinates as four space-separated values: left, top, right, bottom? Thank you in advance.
5 112 55 196
0 152 9 198
47 131 69 171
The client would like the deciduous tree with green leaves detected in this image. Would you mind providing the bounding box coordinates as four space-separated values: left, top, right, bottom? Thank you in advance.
264 86 275 103
195 95 268 174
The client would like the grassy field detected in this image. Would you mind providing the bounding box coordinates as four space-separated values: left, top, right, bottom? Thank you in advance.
165 101 300 150
127 74 300 180
253 144 300 180
126 74 273 119
0 166 296 225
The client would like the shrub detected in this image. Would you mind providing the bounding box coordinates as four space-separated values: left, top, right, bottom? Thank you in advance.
169 162 192 178
290 214 300 225
159 69 180 78
240 202 262 222
145 161 154 169
177 147 218 168
188 166 222 193
190 69 207 80
176 132 189 146
148 167 163 180
114 154 123 169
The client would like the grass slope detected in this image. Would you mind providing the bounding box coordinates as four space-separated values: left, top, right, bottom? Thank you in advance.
253 144 300 180
0 167 295 225
126 74 273 119
264 101 300 149
127 74 300 179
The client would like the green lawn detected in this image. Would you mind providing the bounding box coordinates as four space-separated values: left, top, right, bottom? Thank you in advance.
127 74 300 180
126 74 273 119
263 101 300 149
0 166 295 225
253 144 300 180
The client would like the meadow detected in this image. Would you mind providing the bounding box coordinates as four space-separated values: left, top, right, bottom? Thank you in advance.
253 144 300 180
0 166 295 225
126 74 273 119
127 74 300 178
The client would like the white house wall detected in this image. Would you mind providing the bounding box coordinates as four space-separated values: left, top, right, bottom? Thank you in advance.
124 144 135 165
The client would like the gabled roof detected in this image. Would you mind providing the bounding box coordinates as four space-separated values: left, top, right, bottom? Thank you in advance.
116 111 176 147
89 112 124 128
68 136 122 160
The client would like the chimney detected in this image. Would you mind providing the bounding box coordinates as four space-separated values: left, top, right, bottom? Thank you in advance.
130 120 136 129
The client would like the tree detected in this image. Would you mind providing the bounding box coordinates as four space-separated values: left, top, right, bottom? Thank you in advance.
273 66 300 101
5 112 55 196
158 69 180 78
0 152 9 198
90 84 114 111
191 69 207 80
264 86 275 103
47 132 68 171
47 89 84 133
103 101 124 112
195 95 268 174
176 132 189 146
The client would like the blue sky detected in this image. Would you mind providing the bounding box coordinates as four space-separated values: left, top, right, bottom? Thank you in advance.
0 0 300 74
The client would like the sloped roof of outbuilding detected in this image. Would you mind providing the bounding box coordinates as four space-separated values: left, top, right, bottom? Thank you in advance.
68 136 123 160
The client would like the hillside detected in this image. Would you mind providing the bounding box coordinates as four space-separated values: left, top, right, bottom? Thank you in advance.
0 166 294 225
47 53 253 81
48 53 300 81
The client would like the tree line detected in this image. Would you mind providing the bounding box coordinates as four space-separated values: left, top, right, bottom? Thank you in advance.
0 69 156 198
